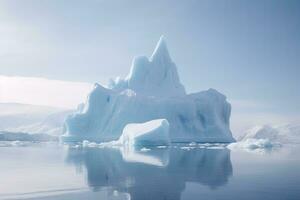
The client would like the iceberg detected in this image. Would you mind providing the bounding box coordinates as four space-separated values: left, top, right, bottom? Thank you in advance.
228 138 275 152
240 123 300 145
118 119 170 146
62 36 235 143
229 122 300 152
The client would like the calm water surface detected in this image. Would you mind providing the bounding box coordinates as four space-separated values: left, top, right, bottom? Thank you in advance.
0 142 299 200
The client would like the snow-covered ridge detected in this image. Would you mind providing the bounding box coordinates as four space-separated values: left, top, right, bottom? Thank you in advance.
63 37 235 143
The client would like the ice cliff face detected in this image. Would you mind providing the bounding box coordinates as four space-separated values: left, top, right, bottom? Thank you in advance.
63 37 235 143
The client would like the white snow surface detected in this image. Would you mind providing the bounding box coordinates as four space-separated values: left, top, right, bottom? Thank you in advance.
63 37 235 143
118 119 170 146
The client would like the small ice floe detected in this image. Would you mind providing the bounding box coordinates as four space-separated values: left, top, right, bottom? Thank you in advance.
180 146 195 151
82 140 98 148
72 144 81 148
195 143 226 149
0 140 30 147
11 141 25 146
206 146 226 149
199 143 211 147
140 147 151 152
10 140 30 147
179 143 226 150
74 140 123 149
189 142 197 146
82 140 90 147
157 145 167 149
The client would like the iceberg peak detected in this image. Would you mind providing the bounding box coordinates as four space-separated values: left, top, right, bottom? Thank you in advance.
150 35 171 63
111 36 186 98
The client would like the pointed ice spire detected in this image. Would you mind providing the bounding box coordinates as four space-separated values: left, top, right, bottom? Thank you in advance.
150 35 172 63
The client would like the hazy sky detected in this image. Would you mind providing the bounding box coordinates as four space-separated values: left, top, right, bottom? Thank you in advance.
0 0 299 129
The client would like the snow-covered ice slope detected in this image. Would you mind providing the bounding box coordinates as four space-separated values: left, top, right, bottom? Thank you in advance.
118 119 170 146
63 36 235 143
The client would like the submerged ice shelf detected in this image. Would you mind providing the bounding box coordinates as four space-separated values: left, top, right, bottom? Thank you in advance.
62 36 235 143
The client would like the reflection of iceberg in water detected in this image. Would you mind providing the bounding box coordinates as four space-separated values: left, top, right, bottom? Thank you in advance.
120 145 170 167
66 147 233 200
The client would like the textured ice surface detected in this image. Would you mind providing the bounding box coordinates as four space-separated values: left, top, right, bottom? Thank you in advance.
63 37 235 143
118 119 170 146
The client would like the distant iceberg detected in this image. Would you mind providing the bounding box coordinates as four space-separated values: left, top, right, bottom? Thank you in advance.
241 123 300 144
62 36 235 143
228 138 275 152
229 123 300 151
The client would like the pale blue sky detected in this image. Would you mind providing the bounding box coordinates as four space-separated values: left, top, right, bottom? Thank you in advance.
0 0 299 118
